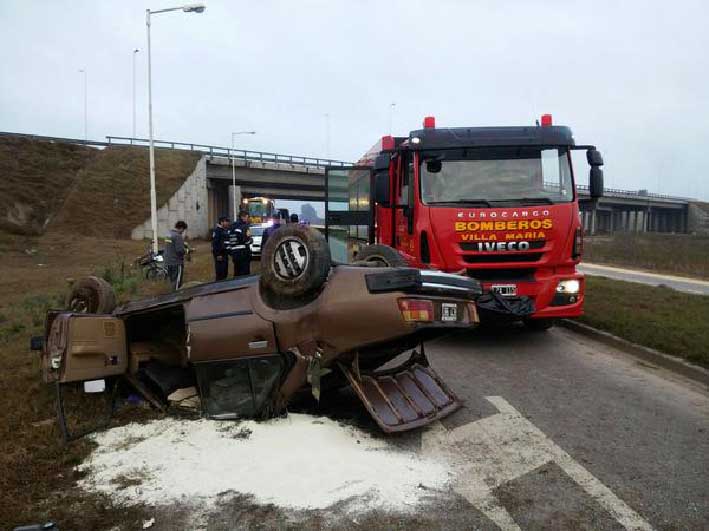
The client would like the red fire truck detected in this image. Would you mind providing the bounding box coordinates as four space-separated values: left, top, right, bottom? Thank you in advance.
324 115 604 328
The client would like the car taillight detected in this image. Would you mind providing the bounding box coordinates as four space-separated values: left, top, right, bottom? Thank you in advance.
398 299 434 322
572 228 583 259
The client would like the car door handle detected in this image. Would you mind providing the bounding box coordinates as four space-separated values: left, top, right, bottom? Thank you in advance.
248 340 268 349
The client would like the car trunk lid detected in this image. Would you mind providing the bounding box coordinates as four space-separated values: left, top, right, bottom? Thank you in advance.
340 360 460 432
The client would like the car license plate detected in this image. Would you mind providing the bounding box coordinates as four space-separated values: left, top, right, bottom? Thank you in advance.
441 303 457 322
491 284 517 296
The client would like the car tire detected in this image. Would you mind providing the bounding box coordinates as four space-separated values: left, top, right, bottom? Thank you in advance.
260 225 332 300
524 318 556 331
66 276 117 314
354 244 408 267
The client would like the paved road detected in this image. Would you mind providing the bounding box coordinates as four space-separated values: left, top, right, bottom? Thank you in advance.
579 262 709 295
423 326 709 530
150 326 709 530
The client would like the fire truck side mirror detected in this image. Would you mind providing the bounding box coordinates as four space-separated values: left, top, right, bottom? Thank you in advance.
590 167 604 198
373 154 391 206
586 149 604 166
586 148 604 199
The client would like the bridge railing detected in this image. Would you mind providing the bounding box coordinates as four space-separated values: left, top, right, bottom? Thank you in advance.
576 184 691 202
106 135 350 169
0 131 111 148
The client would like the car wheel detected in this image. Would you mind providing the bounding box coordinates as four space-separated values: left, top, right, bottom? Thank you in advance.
524 318 556 331
66 276 117 314
354 244 407 267
260 225 332 299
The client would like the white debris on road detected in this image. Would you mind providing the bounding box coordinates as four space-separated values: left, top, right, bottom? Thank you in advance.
77 414 450 512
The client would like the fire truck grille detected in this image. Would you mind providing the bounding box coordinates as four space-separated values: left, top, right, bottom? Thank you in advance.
459 241 546 251
463 253 543 264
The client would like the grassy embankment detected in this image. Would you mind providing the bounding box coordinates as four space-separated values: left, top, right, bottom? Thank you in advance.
581 276 709 368
584 232 709 279
0 235 215 529
0 136 200 239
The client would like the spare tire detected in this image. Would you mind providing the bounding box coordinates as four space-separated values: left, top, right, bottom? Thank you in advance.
260 225 332 299
66 276 117 314
354 244 408 267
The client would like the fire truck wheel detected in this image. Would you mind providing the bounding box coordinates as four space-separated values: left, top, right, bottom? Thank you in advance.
524 318 556 331
66 276 117 314
354 244 408 267
260 225 332 300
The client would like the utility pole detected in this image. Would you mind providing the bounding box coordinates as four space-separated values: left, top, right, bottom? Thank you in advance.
78 69 87 142
231 131 256 220
132 49 140 138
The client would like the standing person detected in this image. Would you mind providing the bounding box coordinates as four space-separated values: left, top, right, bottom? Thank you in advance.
228 210 253 277
261 215 283 251
164 221 188 290
212 216 230 281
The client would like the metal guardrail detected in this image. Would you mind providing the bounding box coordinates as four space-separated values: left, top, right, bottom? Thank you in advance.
576 184 691 202
0 131 350 169
106 135 350 169
0 131 695 201
0 131 111 148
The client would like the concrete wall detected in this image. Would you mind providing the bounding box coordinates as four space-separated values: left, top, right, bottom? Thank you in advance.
688 202 709 234
131 156 209 240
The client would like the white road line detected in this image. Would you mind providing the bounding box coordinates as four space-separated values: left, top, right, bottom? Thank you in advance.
581 263 709 287
422 396 654 531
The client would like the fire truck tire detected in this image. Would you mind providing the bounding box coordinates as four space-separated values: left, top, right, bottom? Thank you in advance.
354 244 408 267
524 318 556 331
66 276 117 314
260 225 332 300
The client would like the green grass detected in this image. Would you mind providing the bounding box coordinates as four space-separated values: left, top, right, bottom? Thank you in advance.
581 276 709 367
584 233 709 279
0 259 158 528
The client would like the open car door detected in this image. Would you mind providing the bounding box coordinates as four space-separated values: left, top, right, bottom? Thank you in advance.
324 166 375 263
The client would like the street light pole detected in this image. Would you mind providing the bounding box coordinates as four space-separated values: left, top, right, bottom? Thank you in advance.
324 113 331 159
132 48 139 139
78 69 87 142
145 3 206 254
231 131 256 220
388 102 396 135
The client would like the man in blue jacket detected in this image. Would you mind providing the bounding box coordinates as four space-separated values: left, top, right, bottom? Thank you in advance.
212 216 230 281
227 211 253 277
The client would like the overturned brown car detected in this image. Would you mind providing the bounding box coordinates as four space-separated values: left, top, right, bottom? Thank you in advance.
34 226 481 437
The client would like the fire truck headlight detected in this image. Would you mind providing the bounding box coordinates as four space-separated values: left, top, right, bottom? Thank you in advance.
556 279 580 294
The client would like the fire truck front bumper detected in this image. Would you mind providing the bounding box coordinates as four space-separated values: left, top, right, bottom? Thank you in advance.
479 270 585 320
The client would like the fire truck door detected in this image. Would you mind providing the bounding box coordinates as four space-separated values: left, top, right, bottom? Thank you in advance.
394 154 415 253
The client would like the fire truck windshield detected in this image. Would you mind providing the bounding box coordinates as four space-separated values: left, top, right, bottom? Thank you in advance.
420 147 573 206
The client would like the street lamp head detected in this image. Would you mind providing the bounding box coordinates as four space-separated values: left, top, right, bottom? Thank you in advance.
182 3 206 13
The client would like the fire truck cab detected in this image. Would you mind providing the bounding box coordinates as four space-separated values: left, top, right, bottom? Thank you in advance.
324 115 604 325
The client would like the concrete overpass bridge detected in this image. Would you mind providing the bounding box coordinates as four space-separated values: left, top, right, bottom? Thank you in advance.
108 136 695 236
577 185 692 234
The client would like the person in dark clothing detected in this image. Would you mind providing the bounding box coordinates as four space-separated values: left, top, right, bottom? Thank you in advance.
289 213 299 224
260 216 283 251
227 211 253 277
164 221 188 290
212 216 230 281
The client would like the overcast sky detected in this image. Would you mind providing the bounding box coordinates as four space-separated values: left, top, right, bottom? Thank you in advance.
1 0 708 200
